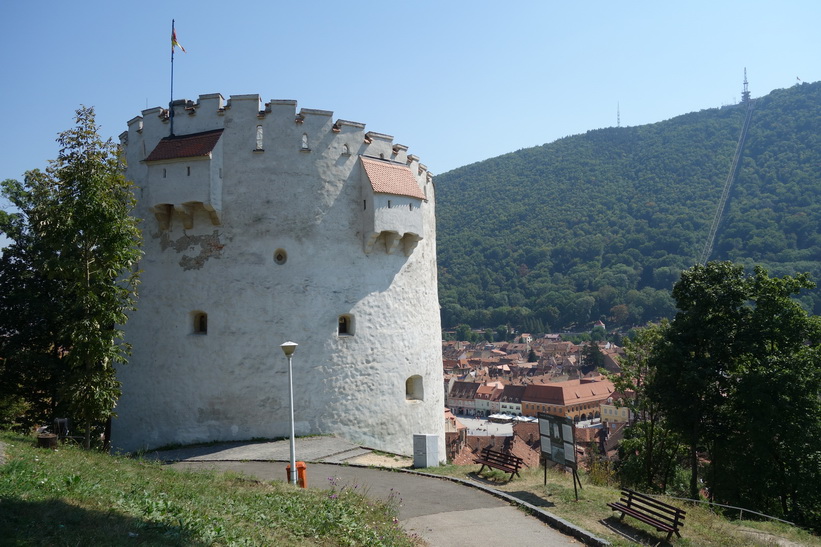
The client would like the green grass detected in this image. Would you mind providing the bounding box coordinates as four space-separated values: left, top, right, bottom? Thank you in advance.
420 463 820 547
0 431 419 546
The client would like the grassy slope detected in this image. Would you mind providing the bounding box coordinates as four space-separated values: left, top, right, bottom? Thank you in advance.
420 463 820 547
3 430 817 546
0 432 416 546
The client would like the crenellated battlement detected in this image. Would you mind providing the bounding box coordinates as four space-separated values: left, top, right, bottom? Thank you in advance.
123 93 430 179
123 93 435 258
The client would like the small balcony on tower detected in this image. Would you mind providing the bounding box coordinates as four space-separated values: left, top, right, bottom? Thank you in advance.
360 156 426 255
143 129 224 230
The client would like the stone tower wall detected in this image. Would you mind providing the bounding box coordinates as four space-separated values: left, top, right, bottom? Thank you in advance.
114 94 444 458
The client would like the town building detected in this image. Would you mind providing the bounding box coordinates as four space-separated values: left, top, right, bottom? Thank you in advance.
521 377 615 421
474 381 504 417
600 401 630 424
499 384 526 416
447 381 481 416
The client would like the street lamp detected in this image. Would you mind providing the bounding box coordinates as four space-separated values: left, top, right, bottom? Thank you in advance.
280 341 298 485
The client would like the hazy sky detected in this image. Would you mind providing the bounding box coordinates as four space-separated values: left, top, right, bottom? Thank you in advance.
1 1 819 247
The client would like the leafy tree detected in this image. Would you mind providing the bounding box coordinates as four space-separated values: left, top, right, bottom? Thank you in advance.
609 304 630 325
562 332 590 344
581 342 605 368
610 321 686 492
649 262 749 500
648 262 821 529
0 107 141 448
716 268 821 527
0 237 67 430
454 324 474 343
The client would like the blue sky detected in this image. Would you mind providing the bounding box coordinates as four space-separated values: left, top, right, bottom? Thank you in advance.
1 1 820 248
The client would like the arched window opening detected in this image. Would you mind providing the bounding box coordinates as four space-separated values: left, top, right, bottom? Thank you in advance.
255 125 264 150
406 375 424 401
301 133 309 150
338 314 354 336
193 312 208 334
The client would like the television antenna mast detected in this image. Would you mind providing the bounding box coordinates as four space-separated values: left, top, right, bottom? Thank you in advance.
742 67 751 103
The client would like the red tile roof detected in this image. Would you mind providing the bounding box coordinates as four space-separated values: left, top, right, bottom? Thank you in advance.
361 156 426 200
449 381 481 399
522 378 614 405
144 129 224 162
475 384 495 398
500 384 526 402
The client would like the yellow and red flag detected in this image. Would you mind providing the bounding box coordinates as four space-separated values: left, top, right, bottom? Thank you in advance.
172 27 186 53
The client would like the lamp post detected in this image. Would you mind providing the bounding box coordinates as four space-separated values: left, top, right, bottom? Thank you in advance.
280 341 298 485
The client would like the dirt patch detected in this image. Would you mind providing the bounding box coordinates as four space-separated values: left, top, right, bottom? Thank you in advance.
737 527 809 547
347 453 413 469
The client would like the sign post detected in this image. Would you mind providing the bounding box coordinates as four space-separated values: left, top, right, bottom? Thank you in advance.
537 412 582 500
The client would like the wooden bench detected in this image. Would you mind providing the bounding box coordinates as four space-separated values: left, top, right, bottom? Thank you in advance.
473 446 524 482
607 489 686 541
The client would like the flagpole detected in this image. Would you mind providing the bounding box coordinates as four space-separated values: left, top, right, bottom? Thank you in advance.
170 19 176 137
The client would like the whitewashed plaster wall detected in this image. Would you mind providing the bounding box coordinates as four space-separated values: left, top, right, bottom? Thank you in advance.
114 94 445 459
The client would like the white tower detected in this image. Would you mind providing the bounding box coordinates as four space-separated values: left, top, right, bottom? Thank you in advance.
114 94 444 458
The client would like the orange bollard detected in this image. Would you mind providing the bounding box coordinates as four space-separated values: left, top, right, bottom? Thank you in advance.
286 461 308 488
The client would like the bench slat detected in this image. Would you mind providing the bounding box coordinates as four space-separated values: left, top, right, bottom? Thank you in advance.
473 447 524 481
608 503 674 532
608 489 684 541
474 459 517 472
619 491 686 519
618 498 685 524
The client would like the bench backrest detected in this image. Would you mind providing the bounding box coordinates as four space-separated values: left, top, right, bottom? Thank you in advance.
621 490 686 526
481 447 523 468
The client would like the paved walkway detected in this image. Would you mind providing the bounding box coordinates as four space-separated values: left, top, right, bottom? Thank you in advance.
147 437 608 546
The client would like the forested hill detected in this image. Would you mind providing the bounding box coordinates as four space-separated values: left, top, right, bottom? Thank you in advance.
435 81 821 332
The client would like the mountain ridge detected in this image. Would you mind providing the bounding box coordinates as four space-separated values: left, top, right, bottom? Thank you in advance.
435 82 821 332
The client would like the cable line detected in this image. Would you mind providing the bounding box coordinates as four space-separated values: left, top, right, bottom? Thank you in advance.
699 73 755 265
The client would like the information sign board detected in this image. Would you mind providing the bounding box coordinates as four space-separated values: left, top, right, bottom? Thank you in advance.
537 412 577 470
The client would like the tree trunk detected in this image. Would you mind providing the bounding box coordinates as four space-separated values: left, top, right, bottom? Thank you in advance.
659 440 668 491
710 444 717 502
84 420 91 450
645 414 655 488
103 416 112 452
689 440 699 500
